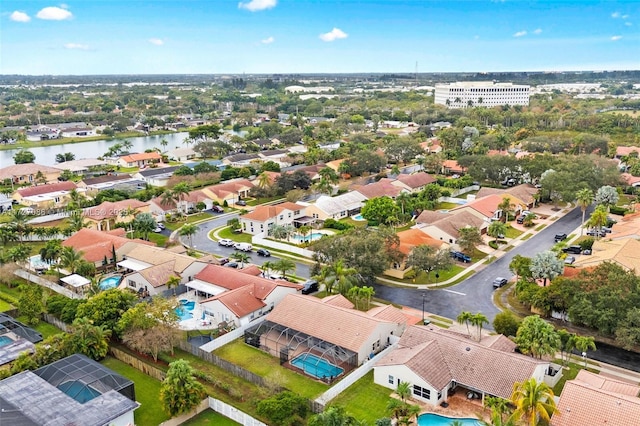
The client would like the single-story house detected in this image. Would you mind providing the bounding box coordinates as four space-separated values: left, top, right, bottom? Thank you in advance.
116 152 162 168
573 238 640 272
166 147 198 162
149 189 213 217
384 228 449 278
415 210 487 247
551 370 640 426
62 228 153 268
78 174 140 193
52 158 107 175
60 127 96 138
259 149 292 167
0 163 62 185
247 294 408 370
355 178 408 200
392 172 437 193
223 153 260 168
441 160 466 175
374 326 549 407
615 146 640 159
0 354 139 426
302 191 367 221
240 202 307 235
475 184 539 209
83 199 150 231
449 193 527 223
133 165 180 187
201 179 254 205
621 173 640 187
14 181 83 209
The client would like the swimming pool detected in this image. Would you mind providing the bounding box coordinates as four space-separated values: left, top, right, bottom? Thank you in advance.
29 255 50 271
352 214 366 221
290 353 343 379
0 335 14 348
418 413 481 426
291 232 326 243
175 300 195 321
57 381 101 404
99 276 121 291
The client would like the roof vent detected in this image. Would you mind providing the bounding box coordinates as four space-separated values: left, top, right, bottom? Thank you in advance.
465 347 471 351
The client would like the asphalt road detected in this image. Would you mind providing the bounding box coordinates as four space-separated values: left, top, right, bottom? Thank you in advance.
185 211 312 279
373 206 587 326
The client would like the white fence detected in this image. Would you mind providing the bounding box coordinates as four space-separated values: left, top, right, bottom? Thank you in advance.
14 269 83 299
199 316 267 352
315 338 399 405
208 397 267 426
251 234 314 258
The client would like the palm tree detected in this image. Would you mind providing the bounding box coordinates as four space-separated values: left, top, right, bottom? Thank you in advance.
179 223 199 248
314 260 359 296
471 312 489 342
256 172 272 190
39 239 62 267
498 196 515 223
231 251 251 269
166 275 181 296
10 209 29 243
272 258 296 279
315 178 334 195
457 311 473 336
574 335 596 368
298 225 313 243
160 189 178 209
70 317 111 361
510 378 557 426
271 224 292 241
59 246 84 274
396 381 411 402
172 182 191 214
121 139 133 151
32 226 48 241
67 210 88 232
160 138 169 152
585 205 608 238
0 226 18 245
576 188 594 236
261 260 273 278
132 213 157 241
488 221 507 243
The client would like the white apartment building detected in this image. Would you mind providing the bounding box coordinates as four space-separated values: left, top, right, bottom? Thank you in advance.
434 81 530 109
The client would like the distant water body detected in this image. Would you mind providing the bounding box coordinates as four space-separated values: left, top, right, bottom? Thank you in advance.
0 132 189 167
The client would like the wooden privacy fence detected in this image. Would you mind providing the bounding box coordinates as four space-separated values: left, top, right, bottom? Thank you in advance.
109 347 166 381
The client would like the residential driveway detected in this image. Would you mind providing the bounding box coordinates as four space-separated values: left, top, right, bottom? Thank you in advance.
185 212 312 279
373 206 588 327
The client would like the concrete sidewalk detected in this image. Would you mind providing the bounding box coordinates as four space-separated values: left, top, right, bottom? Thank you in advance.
567 354 640 385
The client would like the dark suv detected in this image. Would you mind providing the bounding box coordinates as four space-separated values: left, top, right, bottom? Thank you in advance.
562 245 582 254
554 233 567 242
450 251 472 263
301 280 319 295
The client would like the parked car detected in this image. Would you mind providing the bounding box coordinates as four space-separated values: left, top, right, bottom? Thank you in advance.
602 227 612 233
211 205 224 213
153 227 163 233
562 245 582 254
301 279 319 295
233 242 252 252
450 251 472 263
554 233 567 242
516 215 525 224
218 238 234 247
564 256 576 265
217 257 230 265
256 248 271 257
586 229 606 237
492 277 508 289
157 222 165 230
235 200 247 206
582 249 592 255
225 261 239 268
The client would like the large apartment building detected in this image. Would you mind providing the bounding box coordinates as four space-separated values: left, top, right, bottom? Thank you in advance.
434 81 530 109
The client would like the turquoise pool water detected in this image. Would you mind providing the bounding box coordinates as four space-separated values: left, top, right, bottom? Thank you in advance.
291 354 343 379
58 381 101 404
29 255 50 270
0 335 13 347
291 232 325 243
99 276 121 291
175 300 195 321
352 214 366 221
418 413 481 426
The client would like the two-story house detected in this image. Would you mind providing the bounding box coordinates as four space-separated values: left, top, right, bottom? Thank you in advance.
240 202 306 235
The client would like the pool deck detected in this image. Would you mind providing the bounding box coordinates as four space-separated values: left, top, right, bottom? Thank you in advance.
175 291 220 331
414 393 490 423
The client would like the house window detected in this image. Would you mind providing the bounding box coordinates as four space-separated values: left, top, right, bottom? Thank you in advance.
288 213 291 218
54 197 60 203
279 215 283 220
437 391 442 400
388 375 394 385
295 210 300 215
413 385 431 399
128 280 136 288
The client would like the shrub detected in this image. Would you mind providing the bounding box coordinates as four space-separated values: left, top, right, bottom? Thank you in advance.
579 237 595 250
610 205 627 215
493 311 520 337
324 218 354 231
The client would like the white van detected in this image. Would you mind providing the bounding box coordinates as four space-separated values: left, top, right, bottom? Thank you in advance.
233 242 252 252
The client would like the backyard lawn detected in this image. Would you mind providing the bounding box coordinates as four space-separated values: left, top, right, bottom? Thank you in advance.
213 339 329 399
146 232 168 247
101 357 171 426
182 410 240 426
330 371 392 424
0 300 13 312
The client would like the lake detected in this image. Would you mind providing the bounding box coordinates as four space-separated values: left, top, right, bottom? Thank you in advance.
0 132 189 167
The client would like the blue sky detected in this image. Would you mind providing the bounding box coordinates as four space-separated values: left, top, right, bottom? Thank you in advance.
2 1 639 75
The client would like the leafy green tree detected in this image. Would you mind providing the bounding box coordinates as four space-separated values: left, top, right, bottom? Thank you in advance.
407 245 452 281
314 259 360 295
75 288 136 332
509 378 557 426
385 138 423 164
160 359 206 417
530 251 563 286
514 315 560 359
310 405 359 426
68 317 111 361
361 196 400 226
616 308 640 350
488 221 507 243
13 149 36 164
132 212 157 241
575 188 594 236
272 258 296 280
457 226 482 254
509 254 533 282
493 311 520 337
256 391 309 426
18 284 44 326
594 185 619 211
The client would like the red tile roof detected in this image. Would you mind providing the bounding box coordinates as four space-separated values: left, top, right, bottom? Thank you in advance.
208 284 267 318
119 152 161 162
241 202 304 222
17 181 77 197
616 146 640 157
204 179 254 198
396 228 447 255
356 179 405 199
395 172 436 189
62 228 153 262
196 264 288 294
83 199 149 221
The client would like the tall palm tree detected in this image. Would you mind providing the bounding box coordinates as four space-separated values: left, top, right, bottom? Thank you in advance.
256 172 272 190
261 260 273 278
231 251 251 269
160 138 169 152
497 196 515 223
160 189 178 209
456 311 473 336
573 335 596 368
172 182 191 214
179 223 199 248
510 378 558 426
32 226 48 241
272 258 296 280
576 188 594 236
67 210 89 232
471 312 489 342
166 275 181 296
59 246 84 274
314 260 359 296
10 209 29 243
488 221 507 243
0 226 18 245
132 213 157 241
585 205 608 238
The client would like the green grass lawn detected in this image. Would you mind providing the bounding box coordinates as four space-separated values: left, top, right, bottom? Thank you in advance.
213 339 328 399
146 233 168 247
505 225 523 239
552 360 598 395
330 371 392 424
182 410 240 426
164 212 214 231
340 217 368 228
435 202 459 210
17 317 64 339
246 196 281 206
101 356 171 426
0 300 13 312
215 227 253 243
389 265 464 285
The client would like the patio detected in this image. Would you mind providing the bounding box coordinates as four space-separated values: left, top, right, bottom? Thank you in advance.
175 291 220 331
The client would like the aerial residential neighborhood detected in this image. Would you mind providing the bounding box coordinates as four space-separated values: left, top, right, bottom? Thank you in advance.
2 1 640 425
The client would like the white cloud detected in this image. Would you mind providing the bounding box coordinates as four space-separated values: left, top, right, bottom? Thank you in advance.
622 14 629 19
533 28 542 35
148 38 164 46
612 12 621 18
238 0 276 12
625 22 633 26
319 28 348 42
64 43 89 50
10 11 31 22
611 35 623 41
513 30 527 37
261 36 274 44
36 6 73 20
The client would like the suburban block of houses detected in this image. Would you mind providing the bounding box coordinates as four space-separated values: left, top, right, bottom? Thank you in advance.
82 199 150 231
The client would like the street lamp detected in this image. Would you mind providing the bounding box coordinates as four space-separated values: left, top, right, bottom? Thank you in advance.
422 292 426 325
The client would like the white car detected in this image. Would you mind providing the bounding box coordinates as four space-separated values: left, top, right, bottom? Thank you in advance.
218 238 234 247
153 227 163 233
